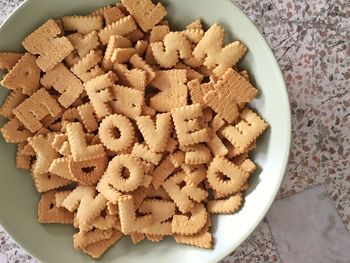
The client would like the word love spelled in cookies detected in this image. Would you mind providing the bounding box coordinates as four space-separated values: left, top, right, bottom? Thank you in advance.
0 0 268 259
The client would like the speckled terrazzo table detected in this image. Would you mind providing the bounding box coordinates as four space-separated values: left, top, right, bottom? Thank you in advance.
0 0 349 262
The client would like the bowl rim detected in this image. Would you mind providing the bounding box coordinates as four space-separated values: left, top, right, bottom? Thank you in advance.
0 0 292 262
214 1 291 262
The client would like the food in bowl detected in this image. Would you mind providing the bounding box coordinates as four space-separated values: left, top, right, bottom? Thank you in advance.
0 0 268 259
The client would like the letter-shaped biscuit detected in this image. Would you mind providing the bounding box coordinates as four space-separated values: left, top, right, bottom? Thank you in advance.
22 19 73 72
121 0 167 32
118 195 153 234
222 108 268 154
150 70 188 112
66 122 105 162
38 190 74 224
62 186 107 231
151 32 192 68
1 53 40 95
105 154 144 192
84 71 116 118
138 199 175 235
41 63 84 108
99 114 135 152
171 104 210 147
192 23 247 76
136 113 172 152
207 156 249 195
13 88 62 133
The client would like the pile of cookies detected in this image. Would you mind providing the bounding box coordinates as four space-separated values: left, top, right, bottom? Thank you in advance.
0 0 268 259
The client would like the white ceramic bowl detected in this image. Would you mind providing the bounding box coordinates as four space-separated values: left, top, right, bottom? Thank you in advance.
0 0 291 262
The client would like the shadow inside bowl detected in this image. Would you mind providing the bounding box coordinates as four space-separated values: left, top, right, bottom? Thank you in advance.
44 224 76 237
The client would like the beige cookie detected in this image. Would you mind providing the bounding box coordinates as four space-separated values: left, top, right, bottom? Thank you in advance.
22 19 73 72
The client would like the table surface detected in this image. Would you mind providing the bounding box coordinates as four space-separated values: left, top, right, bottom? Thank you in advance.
0 0 349 262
